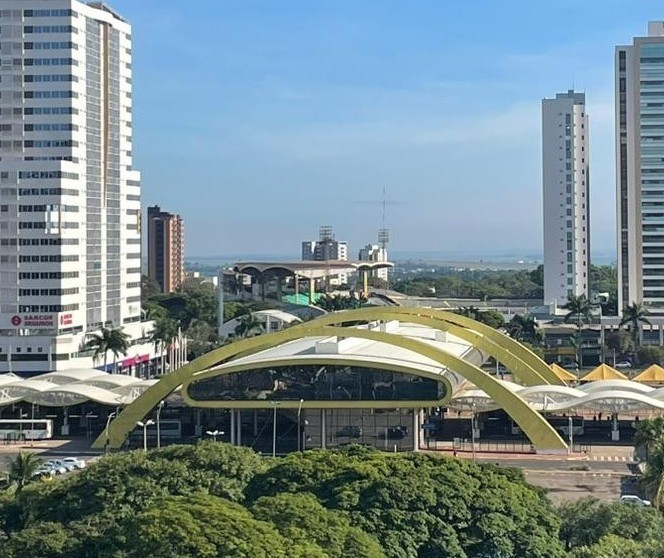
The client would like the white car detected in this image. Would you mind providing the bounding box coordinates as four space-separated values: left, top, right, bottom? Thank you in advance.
43 460 68 475
32 467 56 478
615 361 632 369
62 457 86 470
620 495 651 506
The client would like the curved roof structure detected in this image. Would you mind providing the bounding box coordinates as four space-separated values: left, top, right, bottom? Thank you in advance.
633 365 664 384
233 260 393 280
450 378 664 413
0 370 156 407
96 307 572 453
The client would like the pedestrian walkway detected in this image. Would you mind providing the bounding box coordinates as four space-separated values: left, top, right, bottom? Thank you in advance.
582 454 634 462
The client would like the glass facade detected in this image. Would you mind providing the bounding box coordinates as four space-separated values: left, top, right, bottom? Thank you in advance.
187 365 447 403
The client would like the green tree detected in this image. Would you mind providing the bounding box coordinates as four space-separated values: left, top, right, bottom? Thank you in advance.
234 313 263 338
141 274 161 302
508 315 541 345
635 417 664 461
85 327 129 372
562 294 593 331
637 346 662 366
621 303 651 361
251 492 385 558
125 495 301 558
6 451 42 494
186 319 217 360
605 331 632 360
151 317 179 374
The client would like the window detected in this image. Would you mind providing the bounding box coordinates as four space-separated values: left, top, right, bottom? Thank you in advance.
24 74 77 82
24 25 77 34
24 9 77 17
24 90 77 99
24 41 77 50
18 171 78 180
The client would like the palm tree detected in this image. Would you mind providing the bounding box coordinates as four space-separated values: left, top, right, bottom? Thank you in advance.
86 327 130 373
151 317 179 374
620 302 651 362
234 313 263 338
635 417 664 461
7 451 42 494
561 294 593 331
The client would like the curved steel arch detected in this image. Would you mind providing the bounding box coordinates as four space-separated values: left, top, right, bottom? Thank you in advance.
300 307 562 386
93 320 567 452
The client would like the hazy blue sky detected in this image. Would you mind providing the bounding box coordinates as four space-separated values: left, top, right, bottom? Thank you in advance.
111 0 660 258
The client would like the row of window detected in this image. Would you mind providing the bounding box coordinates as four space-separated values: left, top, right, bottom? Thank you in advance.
24 41 77 50
18 304 78 312
19 255 79 263
18 188 78 196
0 238 79 246
25 140 78 148
25 156 79 163
25 107 77 115
18 221 78 229
24 90 77 99
23 9 77 18
24 26 77 34
24 74 77 83
19 272 78 279
24 123 78 132
24 58 77 66
18 204 78 212
18 171 78 180
19 288 79 296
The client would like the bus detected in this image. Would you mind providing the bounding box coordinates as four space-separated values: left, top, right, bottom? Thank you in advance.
0 419 53 441
511 416 584 437
131 419 182 442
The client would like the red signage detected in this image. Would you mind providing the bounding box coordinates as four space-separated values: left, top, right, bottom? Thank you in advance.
10 315 21 327
59 313 73 326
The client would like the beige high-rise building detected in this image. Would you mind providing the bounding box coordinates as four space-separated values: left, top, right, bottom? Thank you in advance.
147 205 184 293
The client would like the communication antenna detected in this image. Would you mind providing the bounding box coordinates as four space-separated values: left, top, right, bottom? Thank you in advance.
378 186 390 250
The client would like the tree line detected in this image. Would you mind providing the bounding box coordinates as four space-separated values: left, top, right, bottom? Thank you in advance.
1 442 661 557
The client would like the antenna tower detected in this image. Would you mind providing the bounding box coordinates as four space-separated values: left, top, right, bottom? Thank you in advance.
378 186 390 249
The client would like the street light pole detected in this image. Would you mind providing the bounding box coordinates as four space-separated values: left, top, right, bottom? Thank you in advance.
105 411 116 454
156 400 165 449
471 404 477 461
271 402 280 457
136 419 155 452
205 429 224 442
297 398 304 452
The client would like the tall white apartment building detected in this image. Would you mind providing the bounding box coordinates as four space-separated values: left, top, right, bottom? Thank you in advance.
0 1 153 374
617 22 664 315
541 90 590 308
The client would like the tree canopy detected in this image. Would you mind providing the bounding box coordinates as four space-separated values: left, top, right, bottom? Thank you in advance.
0 443 658 558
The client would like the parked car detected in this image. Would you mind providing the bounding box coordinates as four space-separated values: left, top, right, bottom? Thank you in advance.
43 460 68 475
62 457 86 470
562 362 579 371
620 494 651 506
615 361 632 369
336 426 362 438
32 466 56 478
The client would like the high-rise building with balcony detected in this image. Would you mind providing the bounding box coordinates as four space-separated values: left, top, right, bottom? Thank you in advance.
617 22 664 315
542 90 590 308
0 2 152 374
301 226 348 285
147 205 184 294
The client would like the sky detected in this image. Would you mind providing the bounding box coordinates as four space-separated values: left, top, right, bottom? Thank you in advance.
109 0 663 259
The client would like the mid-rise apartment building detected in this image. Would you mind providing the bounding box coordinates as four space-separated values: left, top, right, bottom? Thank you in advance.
358 244 389 282
0 1 154 374
147 205 184 293
617 22 664 315
301 226 348 285
541 90 590 308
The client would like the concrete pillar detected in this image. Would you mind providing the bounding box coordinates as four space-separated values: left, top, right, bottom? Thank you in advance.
660 325 663 346
294 273 299 298
236 410 242 446
276 277 283 301
253 410 259 436
611 413 620 441
195 409 202 437
321 409 326 449
412 409 421 452
309 277 315 304
363 270 368 298
230 410 236 445
260 274 266 301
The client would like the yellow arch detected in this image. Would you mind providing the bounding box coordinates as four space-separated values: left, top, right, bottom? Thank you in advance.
297 307 559 386
93 318 567 452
